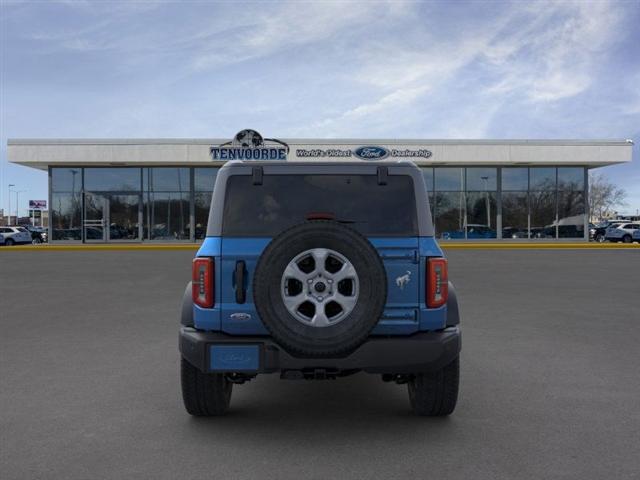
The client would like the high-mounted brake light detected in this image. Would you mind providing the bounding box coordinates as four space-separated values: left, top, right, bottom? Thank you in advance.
192 258 214 308
427 258 448 308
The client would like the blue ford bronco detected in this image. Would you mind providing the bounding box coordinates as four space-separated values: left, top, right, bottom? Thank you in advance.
179 158 461 416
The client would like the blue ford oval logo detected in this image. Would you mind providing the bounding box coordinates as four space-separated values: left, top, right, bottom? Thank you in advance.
354 146 389 160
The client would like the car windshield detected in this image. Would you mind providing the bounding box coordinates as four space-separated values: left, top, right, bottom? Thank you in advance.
222 174 418 236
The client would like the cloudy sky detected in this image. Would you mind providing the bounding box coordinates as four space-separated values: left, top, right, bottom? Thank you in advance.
1 0 639 215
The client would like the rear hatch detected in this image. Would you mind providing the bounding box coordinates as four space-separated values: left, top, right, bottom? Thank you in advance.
216 171 423 335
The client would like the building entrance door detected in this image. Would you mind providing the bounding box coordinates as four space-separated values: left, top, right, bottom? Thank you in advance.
84 193 142 242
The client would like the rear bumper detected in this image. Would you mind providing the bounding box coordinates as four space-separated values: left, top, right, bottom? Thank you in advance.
179 326 461 375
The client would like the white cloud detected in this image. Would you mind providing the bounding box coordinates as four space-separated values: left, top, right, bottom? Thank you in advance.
190 1 411 71
304 0 629 138
483 0 621 102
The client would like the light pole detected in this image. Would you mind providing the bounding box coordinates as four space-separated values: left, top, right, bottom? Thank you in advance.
8 184 15 225
15 190 27 224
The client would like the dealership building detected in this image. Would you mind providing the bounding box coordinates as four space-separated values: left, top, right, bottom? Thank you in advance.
7 137 633 242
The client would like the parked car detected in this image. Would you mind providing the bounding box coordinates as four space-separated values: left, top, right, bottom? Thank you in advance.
0 232 5 246
441 224 496 239
20 225 48 244
529 227 552 238
0 226 33 245
52 228 82 241
632 229 640 243
558 225 584 238
590 220 626 242
605 222 640 243
502 227 528 239
180 156 461 417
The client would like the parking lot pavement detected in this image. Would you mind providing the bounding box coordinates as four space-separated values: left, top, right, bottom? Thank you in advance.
1 250 639 480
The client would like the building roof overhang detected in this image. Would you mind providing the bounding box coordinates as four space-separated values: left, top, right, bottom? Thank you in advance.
7 138 634 171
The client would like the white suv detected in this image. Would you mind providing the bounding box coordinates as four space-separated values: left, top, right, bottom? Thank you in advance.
0 226 32 246
605 223 640 243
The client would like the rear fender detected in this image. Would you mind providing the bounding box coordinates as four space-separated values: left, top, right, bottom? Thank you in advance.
181 282 193 327
446 281 460 326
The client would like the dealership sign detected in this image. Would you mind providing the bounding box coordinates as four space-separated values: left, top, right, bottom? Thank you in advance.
211 130 433 162
296 146 432 160
29 200 47 209
211 129 289 160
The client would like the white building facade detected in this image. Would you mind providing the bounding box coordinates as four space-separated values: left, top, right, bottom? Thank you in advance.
8 137 633 242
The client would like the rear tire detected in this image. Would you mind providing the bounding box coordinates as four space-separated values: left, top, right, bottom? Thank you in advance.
181 357 232 416
5 238 14 246
622 235 632 243
595 233 605 243
408 357 459 416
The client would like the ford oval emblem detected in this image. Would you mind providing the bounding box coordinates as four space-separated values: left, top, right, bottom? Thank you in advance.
354 146 389 160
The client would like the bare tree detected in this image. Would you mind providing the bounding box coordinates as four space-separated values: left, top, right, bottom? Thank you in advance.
589 172 627 221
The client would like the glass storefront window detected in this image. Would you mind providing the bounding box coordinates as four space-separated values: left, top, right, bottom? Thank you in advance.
466 192 497 238
109 195 141 240
194 168 219 192
435 192 465 239
502 192 528 238
466 168 497 191
530 190 556 238
502 168 528 191
558 167 584 191
435 168 464 191
195 192 212 240
85 168 141 192
529 168 556 191
144 168 189 192
144 192 190 240
557 191 585 238
51 192 82 240
51 168 82 193
46 165 588 243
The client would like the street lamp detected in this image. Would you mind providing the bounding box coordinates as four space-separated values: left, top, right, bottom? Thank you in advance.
8 184 15 225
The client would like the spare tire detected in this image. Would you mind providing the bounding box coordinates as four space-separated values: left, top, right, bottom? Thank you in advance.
253 220 387 357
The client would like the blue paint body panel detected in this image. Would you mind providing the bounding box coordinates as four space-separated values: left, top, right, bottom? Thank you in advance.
209 344 260 371
193 235 447 335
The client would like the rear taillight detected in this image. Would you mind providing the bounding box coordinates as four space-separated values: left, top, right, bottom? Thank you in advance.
192 258 214 308
427 258 448 308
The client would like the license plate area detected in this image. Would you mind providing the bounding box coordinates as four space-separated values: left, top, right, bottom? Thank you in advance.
209 344 260 372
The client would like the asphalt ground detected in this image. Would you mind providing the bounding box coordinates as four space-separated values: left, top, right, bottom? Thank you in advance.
1 249 639 479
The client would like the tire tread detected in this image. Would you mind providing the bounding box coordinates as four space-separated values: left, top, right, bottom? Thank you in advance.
408 357 459 416
181 358 232 416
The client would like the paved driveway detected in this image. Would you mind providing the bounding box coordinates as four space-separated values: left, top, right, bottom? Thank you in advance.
1 249 639 479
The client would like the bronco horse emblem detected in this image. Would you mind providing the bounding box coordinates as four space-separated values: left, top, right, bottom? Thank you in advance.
395 270 411 290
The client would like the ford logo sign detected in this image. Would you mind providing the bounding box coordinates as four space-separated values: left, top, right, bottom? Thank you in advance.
354 146 389 160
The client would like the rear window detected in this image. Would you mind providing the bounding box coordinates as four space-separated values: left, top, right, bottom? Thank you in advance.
222 174 418 236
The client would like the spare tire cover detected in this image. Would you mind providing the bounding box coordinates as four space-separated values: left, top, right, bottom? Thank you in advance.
253 220 387 357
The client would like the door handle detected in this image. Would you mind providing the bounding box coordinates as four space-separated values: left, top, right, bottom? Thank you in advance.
234 261 247 304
